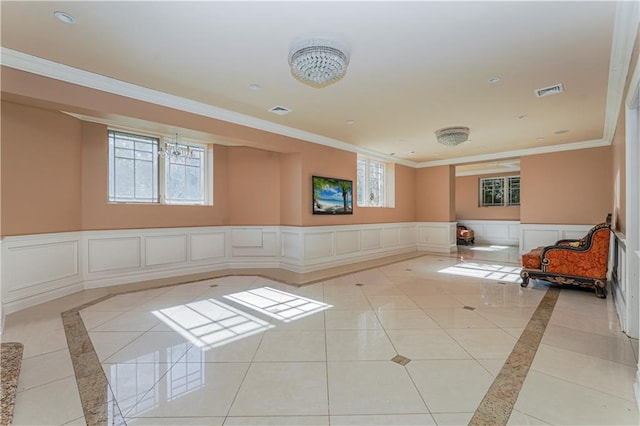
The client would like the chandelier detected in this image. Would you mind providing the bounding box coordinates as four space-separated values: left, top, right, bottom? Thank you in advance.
158 133 196 159
435 127 470 146
289 38 350 87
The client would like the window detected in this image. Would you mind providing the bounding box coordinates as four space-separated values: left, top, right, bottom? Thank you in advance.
357 157 395 207
108 130 211 205
108 131 159 203
479 176 520 207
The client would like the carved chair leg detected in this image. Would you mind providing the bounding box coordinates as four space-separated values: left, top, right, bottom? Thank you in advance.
594 280 607 299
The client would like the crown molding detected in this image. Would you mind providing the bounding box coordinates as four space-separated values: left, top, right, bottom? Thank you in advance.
0 47 414 168
416 138 609 168
602 0 639 143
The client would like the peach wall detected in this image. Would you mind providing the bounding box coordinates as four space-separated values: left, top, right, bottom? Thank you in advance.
227 147 280 225
455 172 520 221
81 122 229 230
1 101 82 236
520 146 612 225
415 165 455 222
280 153 302 226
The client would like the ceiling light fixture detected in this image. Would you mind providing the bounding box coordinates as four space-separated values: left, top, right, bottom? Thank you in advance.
436 127 470 146
289 38 349 87
53 11 75 24
158 133 196 159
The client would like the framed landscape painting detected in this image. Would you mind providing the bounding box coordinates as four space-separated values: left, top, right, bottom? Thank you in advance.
312 176 353 215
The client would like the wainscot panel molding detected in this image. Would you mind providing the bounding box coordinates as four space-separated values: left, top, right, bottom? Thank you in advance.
416 222 457 253
1 232 83 316
279 223 418 273
3 223 440 315
456 220 520 246
519 223 593 254
611 231 628 335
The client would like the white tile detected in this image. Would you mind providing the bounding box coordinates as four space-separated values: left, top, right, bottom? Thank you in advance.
366 295 419 310
474 307 536 328
542 324 637 366
406 359 494 413
182 332 263 362
514 371 639 425
224 416 329 425
229 362 328 416
127 417 225 425
385 329 471 360
531 343 638 401
328 361 427 415
79 310 124 330
326 330 396 361
330 414 436 425
102 331 191 364
375 309 441 329
3 326 68 359
124 362 250 417
507 410 552 425
13 376 84 425
411 294 466 309
430 412 474 425
92 311 162 332
88 331 146 362
447 328 517 359
324 309 382 330
254 330 326 361
421 308 497 329
17 348 74 392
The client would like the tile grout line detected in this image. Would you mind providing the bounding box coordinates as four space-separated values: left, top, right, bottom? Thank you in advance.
468 286 560 426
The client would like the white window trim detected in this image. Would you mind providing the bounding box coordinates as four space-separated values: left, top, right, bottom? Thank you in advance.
108 129 213 206
357 156 395 208
479 175 520 207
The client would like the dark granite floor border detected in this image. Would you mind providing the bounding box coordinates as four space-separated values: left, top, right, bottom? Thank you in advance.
1 342 24 426
469 286 561 425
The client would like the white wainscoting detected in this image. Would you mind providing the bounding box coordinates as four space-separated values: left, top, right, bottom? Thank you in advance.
1 232 83 315
1 223 426 316
456 220 520 246
519 223 593 254
280 223 418 273
83 227 235 289
416 222 457 254
611 231 628 334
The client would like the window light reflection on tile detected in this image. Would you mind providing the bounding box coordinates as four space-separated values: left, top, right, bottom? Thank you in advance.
223 287 332 322
152 299 274 350
469 245 510 252
439 262 522 282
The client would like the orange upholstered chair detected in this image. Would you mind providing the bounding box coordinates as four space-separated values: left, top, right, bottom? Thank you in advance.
520 220 611 298
457 225 475 245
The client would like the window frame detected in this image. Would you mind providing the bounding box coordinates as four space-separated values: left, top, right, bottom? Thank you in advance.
479 175 520 207
356 156 395 208
108 129 212 206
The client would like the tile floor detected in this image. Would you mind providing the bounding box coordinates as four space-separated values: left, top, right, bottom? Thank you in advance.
2 245 639 425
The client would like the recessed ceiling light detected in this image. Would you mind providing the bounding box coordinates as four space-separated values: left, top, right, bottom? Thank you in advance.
404 151 415 156
248 84 262 91
389 152 396 156
488 77 501 84
53 11 75 24
536 137 545 141
517 115 527 120
554 129 569 134
346 120 355 125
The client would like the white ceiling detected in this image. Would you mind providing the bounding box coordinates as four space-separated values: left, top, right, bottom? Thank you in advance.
0 1 635 167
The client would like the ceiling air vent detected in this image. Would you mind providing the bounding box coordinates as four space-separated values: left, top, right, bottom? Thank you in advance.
268 105 292 115
535 84 564 98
